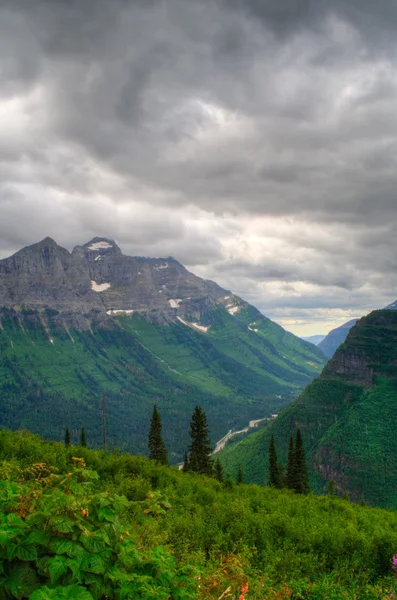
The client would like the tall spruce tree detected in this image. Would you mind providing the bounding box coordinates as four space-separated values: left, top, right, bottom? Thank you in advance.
269 434 283 488
215 458 223 482
292 428 309 494
148 405 168 465
80 428 87 448
236 464 243 485
188 405 213 476
64 428 71 448
182 451 189 473
286 435 295 489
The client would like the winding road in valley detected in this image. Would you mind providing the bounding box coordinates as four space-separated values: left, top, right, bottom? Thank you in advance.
212 415 277 454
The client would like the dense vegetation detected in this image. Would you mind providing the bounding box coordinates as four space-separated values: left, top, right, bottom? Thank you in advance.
0 308 324 461
219 310 397 508
1 429 397 599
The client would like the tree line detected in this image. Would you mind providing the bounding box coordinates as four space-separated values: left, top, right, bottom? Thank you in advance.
269 429 309 493
64 408 310 492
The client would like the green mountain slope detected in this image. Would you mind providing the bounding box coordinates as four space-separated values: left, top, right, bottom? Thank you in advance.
0 305 324 460
219 310 397 508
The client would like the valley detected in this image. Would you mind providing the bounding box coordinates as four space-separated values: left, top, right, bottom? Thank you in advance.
0 237 325 460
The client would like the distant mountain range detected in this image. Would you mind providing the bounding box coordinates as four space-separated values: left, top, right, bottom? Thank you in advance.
317 298 397 359
301 334 326 345
0 237 325 458
317 319 359 358
219 309 397 508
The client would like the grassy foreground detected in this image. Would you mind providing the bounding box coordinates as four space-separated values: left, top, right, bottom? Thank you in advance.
1 429 397 599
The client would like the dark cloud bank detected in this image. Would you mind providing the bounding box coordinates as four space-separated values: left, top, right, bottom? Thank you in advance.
1 0 397 333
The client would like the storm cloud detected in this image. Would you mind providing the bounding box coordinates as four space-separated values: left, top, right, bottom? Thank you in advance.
1 0 397 334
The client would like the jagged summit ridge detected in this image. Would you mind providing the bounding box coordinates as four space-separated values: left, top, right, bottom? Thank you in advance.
0 236 235 327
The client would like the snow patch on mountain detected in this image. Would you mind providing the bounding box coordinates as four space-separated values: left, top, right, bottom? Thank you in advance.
91 281 111 292
154 262 168 271
177 316 210 333
168 299 182 308
88 241 113 251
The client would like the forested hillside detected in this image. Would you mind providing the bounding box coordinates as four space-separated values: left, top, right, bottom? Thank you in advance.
219 310 397 509
0 305 323 461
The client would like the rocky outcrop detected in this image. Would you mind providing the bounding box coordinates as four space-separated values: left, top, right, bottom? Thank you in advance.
326 350 374 386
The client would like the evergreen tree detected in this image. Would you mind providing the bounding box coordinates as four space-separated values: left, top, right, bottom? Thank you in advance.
215 458 223 482
286 435 295 489
236 464 243 485
148 405 168 465
328 479 336 497
80 428 87 448
292 429 309 494
64 428 71 448
182 451 189 472
276 463 286 488
188 405 213 476
269 435 283 488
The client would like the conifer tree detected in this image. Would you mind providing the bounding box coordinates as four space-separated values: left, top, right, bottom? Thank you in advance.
286 435 295 489
328 479 335 497
236 464 243 485
182 451 189 472
215 458 223 482
188 405 213 475
148 405 168 465
80 428 87 448
292 428 309 494
269 434 282 488
64 428 71 447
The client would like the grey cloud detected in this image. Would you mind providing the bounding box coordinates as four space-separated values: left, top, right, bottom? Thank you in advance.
1 0 397 333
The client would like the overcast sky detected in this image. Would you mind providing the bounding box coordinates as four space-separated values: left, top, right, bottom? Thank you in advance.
1 0 397 335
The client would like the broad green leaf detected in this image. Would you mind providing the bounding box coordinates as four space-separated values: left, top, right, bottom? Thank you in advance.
48 556 68 584
49 538 79 557
30 585 94 600
8 541 38 562
30 587 58 600
26 531 51 547
3 563 37 599
79 533 106 553
6 513 29 529
80 554 106 575
62 584 95 600
98 506 115 522
0 528 19 545
50 516 75 533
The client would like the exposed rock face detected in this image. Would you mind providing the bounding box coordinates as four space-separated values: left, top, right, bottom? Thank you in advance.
0 237 236 327
326 349 374 386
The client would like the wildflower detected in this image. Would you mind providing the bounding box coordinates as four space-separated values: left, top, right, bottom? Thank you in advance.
241 582 249 594
239 596 244 600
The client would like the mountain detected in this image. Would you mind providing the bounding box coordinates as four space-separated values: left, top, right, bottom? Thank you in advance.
317 319 359 358
301 334 326 345
219 310 397 508
318 301 397 359
0 237 325 459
